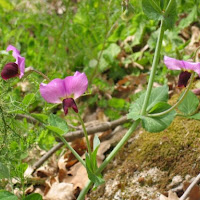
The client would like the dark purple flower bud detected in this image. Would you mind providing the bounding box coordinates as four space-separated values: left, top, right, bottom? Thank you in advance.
62 98 78 115
178 71 191 87
1 62 20 80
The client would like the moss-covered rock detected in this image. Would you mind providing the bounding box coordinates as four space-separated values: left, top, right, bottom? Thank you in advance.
88 116 200 200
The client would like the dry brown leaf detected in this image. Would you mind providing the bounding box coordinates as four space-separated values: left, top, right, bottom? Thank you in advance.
160 191 180 200
44 182 74 200
183 181 200 200
64 162 88 191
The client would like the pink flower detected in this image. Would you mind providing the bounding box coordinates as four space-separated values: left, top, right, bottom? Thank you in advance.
40 71 88 115
164 56 200 87
1 45 25 80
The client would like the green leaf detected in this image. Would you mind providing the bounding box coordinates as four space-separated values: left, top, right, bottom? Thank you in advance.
163 0 177 29
22 93 35 106
99 44 120 71
128 85 169 120
31 113 48 123
47 114 68 134
188 113 200 120
0 190 18 200
148 102 169 113
85 153 104 187
178 91 199 116
23 193 42 200
93 135 100 151
142 102 176 132
142 0 163 20
121 2 135 21
0 163 10 179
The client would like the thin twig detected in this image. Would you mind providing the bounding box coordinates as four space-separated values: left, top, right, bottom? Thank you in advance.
32 116 129 172
180 173 200 200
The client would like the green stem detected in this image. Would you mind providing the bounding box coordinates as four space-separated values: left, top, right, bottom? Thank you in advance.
77 119 141 200
77 113 92 156
77 18 166 200
24 67 51 82
53 132 86 167
77 181 93 200
147 72 195 117
140 20 165 115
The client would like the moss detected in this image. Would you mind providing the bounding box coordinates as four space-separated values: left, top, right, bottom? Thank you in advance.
88 115 200 200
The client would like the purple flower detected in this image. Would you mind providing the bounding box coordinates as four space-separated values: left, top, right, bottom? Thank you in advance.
164 56 200 87
1 45 25 80
40 71 88 115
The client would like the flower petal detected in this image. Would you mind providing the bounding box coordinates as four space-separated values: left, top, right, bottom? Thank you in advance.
178 71 191 87
6 45 25 79
164 56 183 70
6 45 20 57
62 98 78 115
164 56 200 76
1 62 19 80
181 60 200 76
64 71 88 99
40 79 66 103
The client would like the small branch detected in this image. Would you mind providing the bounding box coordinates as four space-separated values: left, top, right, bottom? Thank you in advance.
59 116 129 141
180 173 200 200
32 116 129 173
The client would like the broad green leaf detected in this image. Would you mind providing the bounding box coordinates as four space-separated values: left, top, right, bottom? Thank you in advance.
147 85 169 110
178 91 199 116
128 85 169 120
142 102 176 132
142 0 162 20
0 163 9 179
99 43 120 71
188 113 200 120
148 102 169 113
48 114 68 134
163 0 177 29
31 113 48 123
23 193 42 200
22 93 35 106
0 190 18 200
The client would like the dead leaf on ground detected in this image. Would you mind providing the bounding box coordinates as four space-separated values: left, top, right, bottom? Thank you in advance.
44 182 75 200
160 191 180 200
64 162 89 191
183 181 200 200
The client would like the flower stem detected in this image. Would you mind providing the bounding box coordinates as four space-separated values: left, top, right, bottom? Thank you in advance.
147 72 195 117
53 131 86 167
77 18 166 200
24 67 51 82
140 20 165 115
77 113 92 156
77 119 141 200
